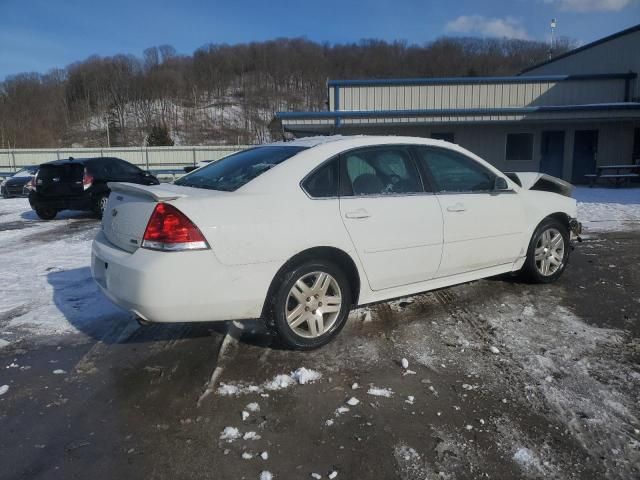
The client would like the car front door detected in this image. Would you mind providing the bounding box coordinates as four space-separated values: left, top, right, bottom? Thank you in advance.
415 146 526 278
339 146 443 291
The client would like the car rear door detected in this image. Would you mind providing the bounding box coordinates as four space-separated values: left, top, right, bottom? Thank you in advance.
338 146 443 291
415 146 525 277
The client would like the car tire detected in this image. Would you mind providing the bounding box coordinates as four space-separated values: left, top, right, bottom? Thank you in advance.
34 206 57 220
268 260 352 350
2 189 8 199
94 194 109 218
520 218 570 283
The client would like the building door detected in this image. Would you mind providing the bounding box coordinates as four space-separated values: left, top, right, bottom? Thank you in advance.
572 130 598 184
633 128 640 164
540 131 565 178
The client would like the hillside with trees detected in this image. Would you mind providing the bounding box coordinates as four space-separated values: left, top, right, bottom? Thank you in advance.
0 37 572 148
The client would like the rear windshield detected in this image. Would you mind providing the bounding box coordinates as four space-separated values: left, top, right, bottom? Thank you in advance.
174 146 307 191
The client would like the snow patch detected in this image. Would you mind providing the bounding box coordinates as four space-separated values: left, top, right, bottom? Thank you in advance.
217 368 322 396
219 427 241 442
0 385 9 395
367 386 394 398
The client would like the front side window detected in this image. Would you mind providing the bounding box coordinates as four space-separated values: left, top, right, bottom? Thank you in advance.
175 146 307 191
302 159 339 198
416 147 495 193
506 133 534 161
343 147 423 196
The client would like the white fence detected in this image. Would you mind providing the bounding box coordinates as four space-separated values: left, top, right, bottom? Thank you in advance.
0 145 250 173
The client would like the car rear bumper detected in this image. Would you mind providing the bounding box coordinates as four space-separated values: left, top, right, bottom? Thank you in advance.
91 230 277 323
29 191 93 211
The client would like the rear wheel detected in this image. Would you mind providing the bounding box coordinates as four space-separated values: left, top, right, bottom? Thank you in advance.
268 260 351 350
521 218 569 283
94 194 109 218
34 206 57 220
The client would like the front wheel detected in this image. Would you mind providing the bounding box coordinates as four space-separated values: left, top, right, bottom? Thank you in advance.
520 218 570 283
268 260 352 350
34 206 57 220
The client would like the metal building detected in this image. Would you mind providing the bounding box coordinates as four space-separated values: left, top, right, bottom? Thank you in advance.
276 24 640 183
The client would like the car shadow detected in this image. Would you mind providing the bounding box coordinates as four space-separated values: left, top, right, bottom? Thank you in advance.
21 209 96 221
47 266 277 347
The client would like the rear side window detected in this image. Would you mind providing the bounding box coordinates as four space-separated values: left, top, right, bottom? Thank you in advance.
175 146 307 191
416 147 495 193
342 147 423 196
303 159 339 198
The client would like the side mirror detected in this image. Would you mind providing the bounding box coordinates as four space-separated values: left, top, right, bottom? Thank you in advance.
494 176 509 191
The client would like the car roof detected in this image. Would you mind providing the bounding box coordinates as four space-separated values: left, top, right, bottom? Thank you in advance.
40 157 124 166
267 134 455 151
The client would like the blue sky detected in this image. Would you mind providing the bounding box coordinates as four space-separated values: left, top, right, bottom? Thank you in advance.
1 0 639 79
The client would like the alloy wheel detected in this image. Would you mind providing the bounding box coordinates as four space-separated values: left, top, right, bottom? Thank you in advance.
285 271 342 338
99 196 108 215
534 227 565 276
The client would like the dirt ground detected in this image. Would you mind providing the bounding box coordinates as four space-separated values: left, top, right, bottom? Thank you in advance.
0 218 639 479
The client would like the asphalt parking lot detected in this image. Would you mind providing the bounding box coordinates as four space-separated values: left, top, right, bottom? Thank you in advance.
0 198 639 480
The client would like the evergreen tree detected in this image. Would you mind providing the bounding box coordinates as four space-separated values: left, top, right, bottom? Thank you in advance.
147 124 174 146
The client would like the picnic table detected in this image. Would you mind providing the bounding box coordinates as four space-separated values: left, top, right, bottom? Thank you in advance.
585 163 640 187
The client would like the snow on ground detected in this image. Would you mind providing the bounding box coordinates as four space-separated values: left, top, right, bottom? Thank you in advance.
0 198 124 342
216 367 322 396
574 186 640 232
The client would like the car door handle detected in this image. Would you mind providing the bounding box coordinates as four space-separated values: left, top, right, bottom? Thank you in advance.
345 209 371 219
446 203 467 212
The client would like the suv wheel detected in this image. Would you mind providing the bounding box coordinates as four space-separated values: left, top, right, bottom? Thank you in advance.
94 194 109 218
521 218 570 283
34 206 57 220
268 260 352 350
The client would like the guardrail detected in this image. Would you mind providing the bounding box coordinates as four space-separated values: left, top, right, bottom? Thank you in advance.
0 145 251 172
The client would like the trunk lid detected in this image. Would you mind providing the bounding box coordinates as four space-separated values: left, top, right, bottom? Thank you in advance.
101 182 216 253
36 161 84 197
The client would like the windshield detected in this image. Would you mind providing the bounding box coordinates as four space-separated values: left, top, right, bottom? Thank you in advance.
175 146 307 191
13 168 36 178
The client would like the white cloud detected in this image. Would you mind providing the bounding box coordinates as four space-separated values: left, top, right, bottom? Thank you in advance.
445 15 530 40
542 0 634 12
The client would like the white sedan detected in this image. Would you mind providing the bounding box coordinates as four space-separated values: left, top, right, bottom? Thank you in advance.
91 136 581 349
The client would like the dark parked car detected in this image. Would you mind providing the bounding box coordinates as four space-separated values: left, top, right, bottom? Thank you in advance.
183 159 214 173
28 157 159 220
1 166 38 198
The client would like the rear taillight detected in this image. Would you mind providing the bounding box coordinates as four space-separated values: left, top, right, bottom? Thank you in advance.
83 168 93 190
141 203 209 251
25 177 35 191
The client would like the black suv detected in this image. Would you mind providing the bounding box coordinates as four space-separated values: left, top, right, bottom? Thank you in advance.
28 157 159 220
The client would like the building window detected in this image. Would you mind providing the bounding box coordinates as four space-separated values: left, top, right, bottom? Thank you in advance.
506 133 534 161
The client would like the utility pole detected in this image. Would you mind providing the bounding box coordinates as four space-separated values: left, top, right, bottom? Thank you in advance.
105 113 111 148
549 18 557 60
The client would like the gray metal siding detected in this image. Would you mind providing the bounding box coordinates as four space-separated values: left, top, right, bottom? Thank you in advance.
332 78 628 112
522 29 640 100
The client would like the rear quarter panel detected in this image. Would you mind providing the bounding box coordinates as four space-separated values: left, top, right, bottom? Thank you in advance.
174 190 357 267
